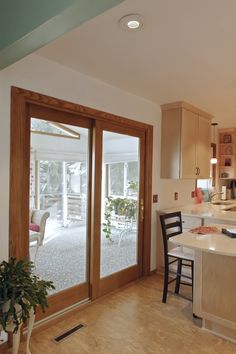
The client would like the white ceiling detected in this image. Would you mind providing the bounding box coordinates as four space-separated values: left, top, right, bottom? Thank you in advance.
36 0 236 128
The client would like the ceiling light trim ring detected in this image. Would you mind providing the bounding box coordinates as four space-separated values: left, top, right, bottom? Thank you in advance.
118 14 144 32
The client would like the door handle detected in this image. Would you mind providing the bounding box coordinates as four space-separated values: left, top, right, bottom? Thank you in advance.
140 199 144 221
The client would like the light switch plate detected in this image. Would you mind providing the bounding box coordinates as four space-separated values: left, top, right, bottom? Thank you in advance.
153 194 158 203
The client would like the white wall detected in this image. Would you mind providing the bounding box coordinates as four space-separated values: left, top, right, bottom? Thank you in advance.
0 54 195 269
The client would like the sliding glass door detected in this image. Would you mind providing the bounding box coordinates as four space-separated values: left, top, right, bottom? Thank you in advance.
28 111 145 311
28 106 92 316
10 88 152 318
94 122 145 297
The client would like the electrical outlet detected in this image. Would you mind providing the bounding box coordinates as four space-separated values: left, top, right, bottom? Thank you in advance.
174 192 178 200
153 194 158 203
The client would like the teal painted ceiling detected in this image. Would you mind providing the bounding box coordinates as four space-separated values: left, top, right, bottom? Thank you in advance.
0 0 124 70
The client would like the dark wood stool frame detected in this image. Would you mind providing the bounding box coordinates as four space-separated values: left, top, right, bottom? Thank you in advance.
160 212 194 303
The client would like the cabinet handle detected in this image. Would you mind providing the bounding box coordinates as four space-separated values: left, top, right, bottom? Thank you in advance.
196 167 200 176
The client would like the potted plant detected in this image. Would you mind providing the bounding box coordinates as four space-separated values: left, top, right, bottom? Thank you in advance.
0 257 54 353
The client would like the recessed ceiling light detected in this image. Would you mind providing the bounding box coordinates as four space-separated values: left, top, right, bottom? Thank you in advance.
118 14 144 31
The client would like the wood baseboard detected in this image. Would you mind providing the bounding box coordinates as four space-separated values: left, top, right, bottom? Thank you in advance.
149 268 158 275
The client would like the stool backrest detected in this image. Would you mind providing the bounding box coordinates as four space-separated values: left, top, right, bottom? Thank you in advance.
160 212 182 256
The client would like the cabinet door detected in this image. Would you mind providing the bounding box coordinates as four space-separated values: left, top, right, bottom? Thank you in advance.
161 108 181 178
197 116 211 178
181 109 198 178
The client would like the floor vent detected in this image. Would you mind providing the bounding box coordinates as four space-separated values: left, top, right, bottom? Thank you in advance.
52 323 86 343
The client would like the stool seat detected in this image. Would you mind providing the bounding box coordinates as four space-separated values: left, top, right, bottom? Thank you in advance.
168 246 194 261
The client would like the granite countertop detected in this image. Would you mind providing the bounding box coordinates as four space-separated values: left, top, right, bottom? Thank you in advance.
160 200 236 222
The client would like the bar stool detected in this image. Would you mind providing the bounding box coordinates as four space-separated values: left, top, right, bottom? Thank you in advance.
160 211 194 303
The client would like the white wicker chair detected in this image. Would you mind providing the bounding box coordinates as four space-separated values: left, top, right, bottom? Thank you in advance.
29 209 50 261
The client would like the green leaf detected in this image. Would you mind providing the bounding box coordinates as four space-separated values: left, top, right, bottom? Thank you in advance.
0 257 54 331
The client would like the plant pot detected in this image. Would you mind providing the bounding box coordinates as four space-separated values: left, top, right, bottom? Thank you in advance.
2 300 22 333
1 302 35 354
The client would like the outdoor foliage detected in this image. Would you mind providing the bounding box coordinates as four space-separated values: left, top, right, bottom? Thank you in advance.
102 197 137 240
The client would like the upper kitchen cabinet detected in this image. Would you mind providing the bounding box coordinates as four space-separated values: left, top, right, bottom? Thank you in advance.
161 102 213 179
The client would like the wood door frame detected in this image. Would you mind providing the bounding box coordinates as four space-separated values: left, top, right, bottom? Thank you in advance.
9 86 153 302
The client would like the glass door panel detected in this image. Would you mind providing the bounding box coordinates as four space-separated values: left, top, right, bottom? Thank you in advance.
100 131 140 278
29 118 89 295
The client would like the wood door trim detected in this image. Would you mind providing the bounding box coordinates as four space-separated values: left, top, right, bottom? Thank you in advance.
12 86 150 131
143 125 153 275
10 86 153 301
9 92 30 259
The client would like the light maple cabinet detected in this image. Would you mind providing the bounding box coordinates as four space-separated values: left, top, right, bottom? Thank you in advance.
161 101 213 179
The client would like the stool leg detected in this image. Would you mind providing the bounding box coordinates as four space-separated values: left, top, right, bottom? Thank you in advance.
175 258 182 294
162 257 169 303
192 260 197 317
191 260 194 302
